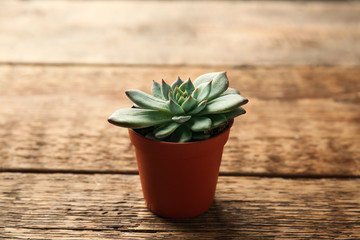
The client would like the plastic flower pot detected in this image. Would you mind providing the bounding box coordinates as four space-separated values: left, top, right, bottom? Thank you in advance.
128 120 233 219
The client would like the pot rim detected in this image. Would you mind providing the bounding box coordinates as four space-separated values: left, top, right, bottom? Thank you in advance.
129 119 234 146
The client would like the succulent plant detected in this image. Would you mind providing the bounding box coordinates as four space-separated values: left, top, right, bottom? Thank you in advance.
108 72 248 142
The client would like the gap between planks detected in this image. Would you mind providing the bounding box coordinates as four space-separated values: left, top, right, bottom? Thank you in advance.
1 168 359 179
1 62 360 68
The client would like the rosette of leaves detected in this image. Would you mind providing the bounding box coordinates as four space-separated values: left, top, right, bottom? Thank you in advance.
108 72 248 142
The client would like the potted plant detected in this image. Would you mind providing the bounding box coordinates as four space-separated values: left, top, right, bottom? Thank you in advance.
108 72 248 218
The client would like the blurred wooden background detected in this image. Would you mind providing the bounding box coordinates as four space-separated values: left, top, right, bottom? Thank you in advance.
1 0 359 239
1 1 359 65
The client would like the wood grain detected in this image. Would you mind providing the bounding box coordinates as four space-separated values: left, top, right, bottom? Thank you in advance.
1 172 359 239
0 1 359 65
0 65 359 176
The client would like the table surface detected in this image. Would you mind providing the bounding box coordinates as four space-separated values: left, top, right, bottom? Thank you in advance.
1 1 360 239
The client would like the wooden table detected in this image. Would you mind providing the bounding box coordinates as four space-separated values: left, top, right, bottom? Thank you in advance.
1 1 359 239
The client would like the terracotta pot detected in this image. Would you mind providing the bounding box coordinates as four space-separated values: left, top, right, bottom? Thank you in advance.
128 121 233 219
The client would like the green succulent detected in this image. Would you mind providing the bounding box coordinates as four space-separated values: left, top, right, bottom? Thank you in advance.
108 72 248 142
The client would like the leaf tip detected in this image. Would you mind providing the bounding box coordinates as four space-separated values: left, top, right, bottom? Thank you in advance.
107 117 113 124
107 114 117 125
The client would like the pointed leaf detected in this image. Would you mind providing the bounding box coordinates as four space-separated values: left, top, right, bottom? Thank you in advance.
223 107 246 120
167 98 185 115
170 126 192 143
151 80 164 99
178 96 185 106
161 79 172 100
187 100 207 115
207 72 229 101
126 89 170 113
168 90 174 100
208 114 227 128
174 86 184 96
154 122 181 138
196 81 212 102
191 88 199 99
108 108 172 129
175 92 180 102
172 115 192 123
187 117 212 132
179 78 195 94
181 95 198 113
193 72 223 87
171 76 183 89
199 94 248 115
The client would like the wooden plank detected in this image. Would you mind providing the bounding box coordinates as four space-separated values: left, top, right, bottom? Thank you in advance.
0 65 359 176
1 172 359 239
0 1 360 65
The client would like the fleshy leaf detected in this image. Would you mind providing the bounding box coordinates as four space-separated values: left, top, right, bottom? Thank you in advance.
126 89 170 113
171 76 183 89
179 78 195 94
207 72 229 101
154 122 181 138
199 94 248 115
174 86 184 96
208 114 227 128
145 132 158 141
178 96 185 106
191 88 199 99
223 107 246 119
168 90 174 100
108 108 172 129
161 79 172 100
151 80 164 99
193 72 223 87
196 81 212 102
167 98 185 115
187 100 207 115
192 132 211 141
170 126 192 143
175 92 180 102
220 87 240 96
181 95 198 113
172 115 191 123
187 117 212 132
